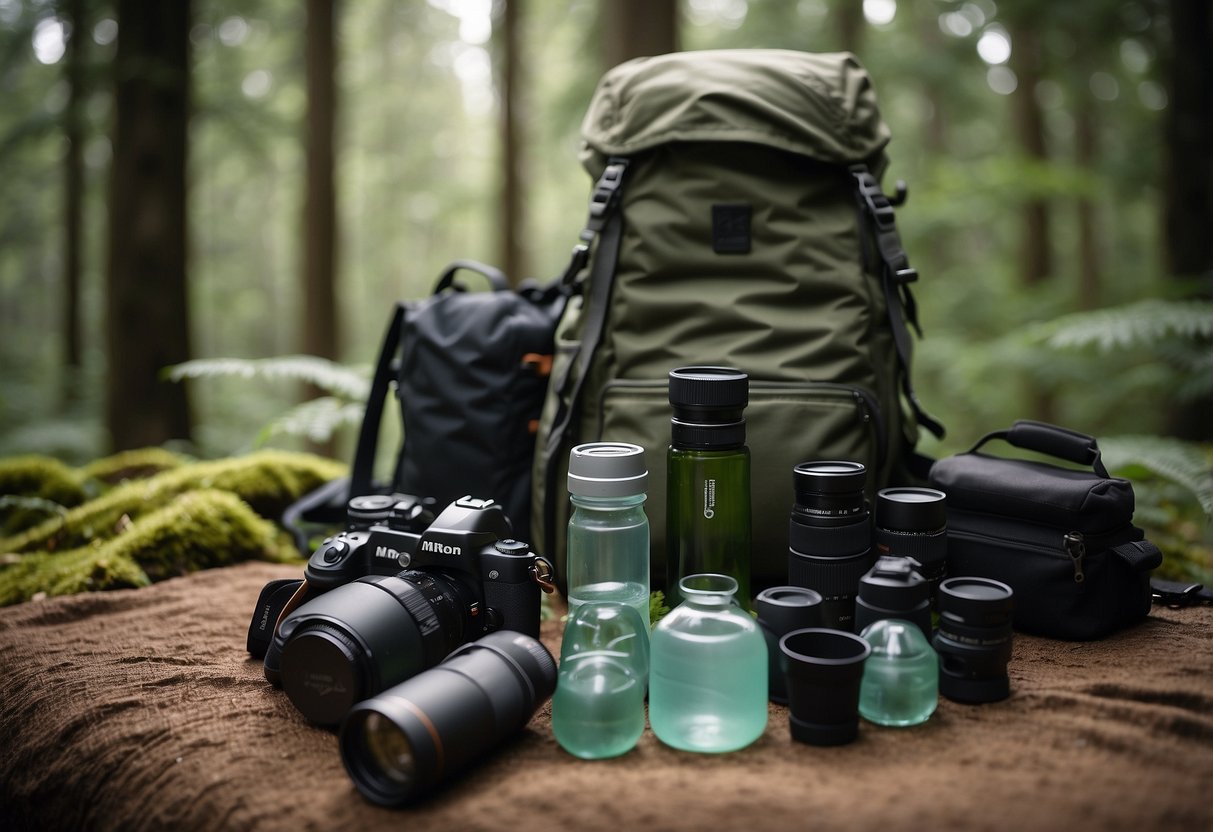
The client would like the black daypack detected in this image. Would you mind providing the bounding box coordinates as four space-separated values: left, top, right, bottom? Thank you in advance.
283 261 565 549
530 49 945 593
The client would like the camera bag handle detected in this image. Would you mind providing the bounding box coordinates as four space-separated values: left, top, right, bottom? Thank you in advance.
968 419 1110 478
432 259 510 294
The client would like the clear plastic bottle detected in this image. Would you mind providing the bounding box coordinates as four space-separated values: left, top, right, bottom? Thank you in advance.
565 442 650 629
649 574 767 753
551 602 649 759
666 367 752 609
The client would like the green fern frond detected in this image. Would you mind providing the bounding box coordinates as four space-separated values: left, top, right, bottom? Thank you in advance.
1100 435 1213 517
256 396 366 445
165 356 371 401
1027 299 1213 353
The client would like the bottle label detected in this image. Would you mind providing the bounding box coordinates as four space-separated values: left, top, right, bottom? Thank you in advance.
703 478 716 519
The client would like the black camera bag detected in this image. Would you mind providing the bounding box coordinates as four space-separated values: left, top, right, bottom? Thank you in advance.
282 261 566 550
928 420 1162 640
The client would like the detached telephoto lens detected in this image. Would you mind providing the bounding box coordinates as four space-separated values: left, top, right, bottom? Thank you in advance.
339 630 557 806
932 577 1014 704
787 461 874 630
874 487 948 599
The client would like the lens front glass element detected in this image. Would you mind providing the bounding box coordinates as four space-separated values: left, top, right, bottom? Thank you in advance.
362 712 417 788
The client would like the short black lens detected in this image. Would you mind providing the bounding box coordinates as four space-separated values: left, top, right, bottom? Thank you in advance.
340 630 557 806
787 461 874 631
932 577 1015 704
854 555 932 637
278 569 480 727
874 487 948 592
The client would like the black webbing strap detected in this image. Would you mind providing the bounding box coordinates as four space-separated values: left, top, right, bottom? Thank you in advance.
851 165 945 440
541 158 630 553
349 301 408 496
1151 577 1213 607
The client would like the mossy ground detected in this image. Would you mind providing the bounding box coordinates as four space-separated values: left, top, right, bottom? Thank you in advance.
0 449 345 606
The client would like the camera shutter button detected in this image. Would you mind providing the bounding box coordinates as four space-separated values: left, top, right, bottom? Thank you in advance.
322 540 349 564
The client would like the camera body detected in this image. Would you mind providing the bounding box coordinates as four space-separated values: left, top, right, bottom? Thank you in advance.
246 493 436 661
248 494 554 727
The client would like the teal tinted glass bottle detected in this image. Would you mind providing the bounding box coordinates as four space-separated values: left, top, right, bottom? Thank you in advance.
666 367 752 609
552 602 649 759
565 442 650 629
649 574 767 753
858 618 938 727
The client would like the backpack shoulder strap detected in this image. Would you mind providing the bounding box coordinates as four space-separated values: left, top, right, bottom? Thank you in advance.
350 301 408 496
541 157 631 552
851 165 946 440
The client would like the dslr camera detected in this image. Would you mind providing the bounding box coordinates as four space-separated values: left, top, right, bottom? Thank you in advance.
246 494 555 727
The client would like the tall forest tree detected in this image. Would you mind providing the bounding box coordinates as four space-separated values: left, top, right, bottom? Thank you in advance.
304 0 339 375
601 0 679 70
62 0 86 406
105 0 193 450
1162 0 1213 441
497 0 524 283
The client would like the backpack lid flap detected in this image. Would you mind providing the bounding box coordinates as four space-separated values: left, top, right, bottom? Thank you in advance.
580 49 890 169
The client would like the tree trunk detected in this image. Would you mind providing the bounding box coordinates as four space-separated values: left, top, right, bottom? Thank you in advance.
835 0 865 54
498 0 524 284
304 0 339 370
62 0 86 407
105 0 193 451
601 0 678 70
1074 91 1101 311
1009 22 1052 286
1162 0 1213 441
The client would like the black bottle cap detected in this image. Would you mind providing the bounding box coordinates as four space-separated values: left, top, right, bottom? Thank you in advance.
668 366 748 449
756 586 824 636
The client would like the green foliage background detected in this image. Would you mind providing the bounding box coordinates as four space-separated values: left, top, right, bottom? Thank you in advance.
0 0 1208 582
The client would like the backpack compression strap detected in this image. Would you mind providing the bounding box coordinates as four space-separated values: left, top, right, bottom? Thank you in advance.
541 157 631 554
851 166 946 440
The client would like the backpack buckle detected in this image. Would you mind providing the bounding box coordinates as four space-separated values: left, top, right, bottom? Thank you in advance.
585 158 630 231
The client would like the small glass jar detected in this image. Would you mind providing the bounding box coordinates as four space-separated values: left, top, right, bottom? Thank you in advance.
858 618 938 727
649 574 767 753
552 602 649 759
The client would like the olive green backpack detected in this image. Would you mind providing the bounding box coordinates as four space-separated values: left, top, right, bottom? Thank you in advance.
531 49 945 594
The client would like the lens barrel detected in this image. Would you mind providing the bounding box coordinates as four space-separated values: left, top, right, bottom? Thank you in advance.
787 461 874 631
933 577 1015 704
278 570 475 726
874 488 948 597
340 630 557 806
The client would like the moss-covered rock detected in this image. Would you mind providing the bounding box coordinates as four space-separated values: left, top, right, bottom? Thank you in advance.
0 450 346 555
0 456 89 536
78 447 187 486
0 489 297 606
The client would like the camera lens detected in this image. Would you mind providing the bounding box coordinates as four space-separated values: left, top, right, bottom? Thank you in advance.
278 569 479 726
340 630 557 806
854 556 932 637
874 487 948 597
932 577 1014 704
787 461 874 630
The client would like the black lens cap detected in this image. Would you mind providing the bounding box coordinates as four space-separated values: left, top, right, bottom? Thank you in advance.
858 556 929 608
876 487 947 532
281 622 366 727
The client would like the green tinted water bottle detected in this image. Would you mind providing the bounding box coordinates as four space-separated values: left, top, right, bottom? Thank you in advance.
666 367 751 609
649 574 768 753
